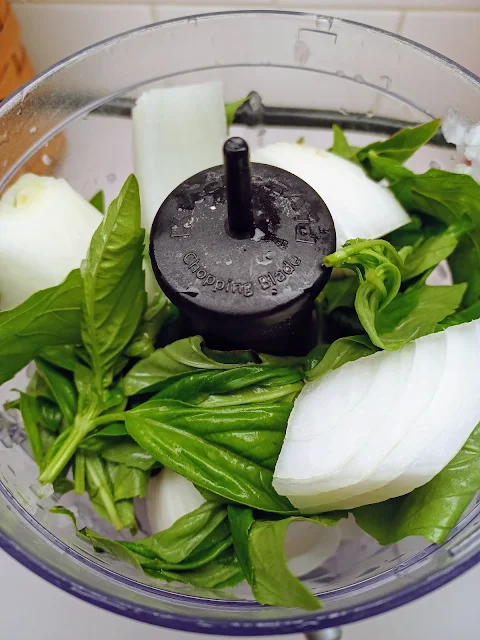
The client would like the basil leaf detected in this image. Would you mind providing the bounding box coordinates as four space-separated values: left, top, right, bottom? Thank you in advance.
89 190 105 214
449 229 480 308
375 283 466 349
85 455 125 531
74 452 86 495
35 359 78 425
225 96 249 128
123 336 260 396
384 215 425 251
106 461 149 501
306 336 377 381
125 292 177 359
125 399 295 513
79 423 129 453
229 508 345 610
101 441 157 470
317 277 358 314
81 174 146 389
354 422 480 545
39 345 80 372
155 366 303 407
0 270 82 385
439 300 480 328
125 502 227 563
358 120 440 176
19 393 45 468
26 372 56 403
329 125 360 164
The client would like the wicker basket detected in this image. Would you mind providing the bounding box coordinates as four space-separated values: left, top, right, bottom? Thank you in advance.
0 0 64 183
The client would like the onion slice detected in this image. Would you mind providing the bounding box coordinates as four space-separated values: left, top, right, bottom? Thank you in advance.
133 81 227 231
273 319 480 512
251 143 410 247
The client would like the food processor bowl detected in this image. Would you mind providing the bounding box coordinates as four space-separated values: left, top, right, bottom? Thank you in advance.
1 11 480 635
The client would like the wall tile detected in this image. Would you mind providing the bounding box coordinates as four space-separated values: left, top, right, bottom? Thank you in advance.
400 10 480 76
12 3 152 72
152 5 402 32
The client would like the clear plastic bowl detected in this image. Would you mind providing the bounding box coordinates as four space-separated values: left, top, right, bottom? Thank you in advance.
1 10 480 635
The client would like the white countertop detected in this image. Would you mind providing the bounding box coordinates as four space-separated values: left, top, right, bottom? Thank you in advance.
2 547 479 640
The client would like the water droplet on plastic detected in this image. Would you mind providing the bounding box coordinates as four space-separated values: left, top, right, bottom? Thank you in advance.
336 70 346 78
354 74 365 83
107 172 116 183
41 154 52 166
315 16 332 31
365 110 375 119
339 108 349 116
29 126 37 134
429 160 441 169
16 108 22 116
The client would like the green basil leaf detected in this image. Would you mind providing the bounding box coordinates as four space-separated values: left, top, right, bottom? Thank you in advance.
81 174 146 389
123 336 260 396
227 505 255 584
354 422 480 545
155 366 303 407
375 283 466 349
358 120 440 175
89 190 105 214
449 229 480 308
305 336 377 381
100 441 157 470
85 455 125 531
0 270 82 385
36 398 63 434
35 358 78 425
39 345 80 372
125 400 295 513
106 461 149 501
19 393 45 468
229 510 345 610
225 96 249 128
125 292 177 359
329 125 360 164
26 372 56 403
115 499 138 535
78 423 129 453
439 300 480 328
126 502 228 563
401 233 458 281
383 215 425 251
316 277 358 314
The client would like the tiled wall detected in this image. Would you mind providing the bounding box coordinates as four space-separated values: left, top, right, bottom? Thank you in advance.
11 1 480 78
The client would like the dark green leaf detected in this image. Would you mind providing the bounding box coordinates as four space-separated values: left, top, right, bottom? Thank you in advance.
19 393 45 468
39 345 80 372
36 398 62 434
449 229 480 308
0 270 82 385
329 125 360 163
401 233 458 281
125 399 295 513
81 174 146 389
35 358 78 425
375 283 466 349
89 190 105 214
229 511 345 610
155 366 303 408
225 96 249 128
316 277 358 314
78 423 129 453
85 455 125 531
125 502 227 563
74 452 86 495
439 300 480 328
125 292 177 359
101 441 157 470
354 423 480 545
305 336 377 381
106 461 149 501
358 120 440 177
383 216 425 251
123 336 260 396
